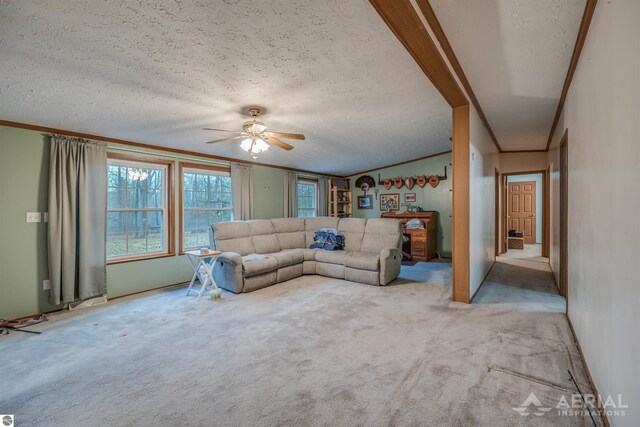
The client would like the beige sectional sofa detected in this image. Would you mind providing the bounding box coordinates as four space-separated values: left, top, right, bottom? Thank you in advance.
209 217 403 293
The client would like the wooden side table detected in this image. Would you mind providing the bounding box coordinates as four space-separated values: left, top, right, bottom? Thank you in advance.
184 250 222 301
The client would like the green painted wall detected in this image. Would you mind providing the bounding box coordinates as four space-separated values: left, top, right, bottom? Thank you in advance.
349 152 452 256
0 127 50 319
252 165 285 219
0 125 293 319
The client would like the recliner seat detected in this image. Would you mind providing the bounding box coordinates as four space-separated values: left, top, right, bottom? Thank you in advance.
209 217 403 293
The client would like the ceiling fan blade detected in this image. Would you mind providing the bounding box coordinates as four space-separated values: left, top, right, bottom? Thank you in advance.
265 137 294 151
205 135 244 144
202 127 244 134
268 132 305 140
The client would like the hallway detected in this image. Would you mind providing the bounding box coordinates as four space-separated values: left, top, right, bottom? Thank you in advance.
475 255 564 312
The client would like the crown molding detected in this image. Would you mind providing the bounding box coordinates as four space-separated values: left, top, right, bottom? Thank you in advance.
545 0 597 151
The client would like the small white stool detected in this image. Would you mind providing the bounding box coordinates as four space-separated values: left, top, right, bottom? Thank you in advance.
184 250 222 301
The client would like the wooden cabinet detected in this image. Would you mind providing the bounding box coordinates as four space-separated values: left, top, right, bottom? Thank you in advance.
380 212 437 261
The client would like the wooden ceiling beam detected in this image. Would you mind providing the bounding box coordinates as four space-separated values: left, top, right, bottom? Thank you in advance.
369 0 467 108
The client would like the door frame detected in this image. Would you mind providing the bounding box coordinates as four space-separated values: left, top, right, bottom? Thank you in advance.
559 130 569 300
494 168 500 256
498 170 549 256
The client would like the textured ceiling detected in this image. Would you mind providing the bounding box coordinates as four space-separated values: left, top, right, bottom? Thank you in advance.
428 0 585 151
0 0 452 176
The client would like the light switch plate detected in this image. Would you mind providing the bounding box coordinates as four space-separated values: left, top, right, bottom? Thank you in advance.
43 212 49 223
43 279 51 290
26 212 42 223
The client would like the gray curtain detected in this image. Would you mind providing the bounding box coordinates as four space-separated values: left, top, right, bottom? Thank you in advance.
318 176 328 217
283 171 298 217
48 135 107 305
231 163 253 220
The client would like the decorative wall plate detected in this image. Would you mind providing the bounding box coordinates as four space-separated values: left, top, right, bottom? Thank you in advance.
383 179 392 190
394 177 403 189
416 175 427 188
429 175 440 188
404 176 415 190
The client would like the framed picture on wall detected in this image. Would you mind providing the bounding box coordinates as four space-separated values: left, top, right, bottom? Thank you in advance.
380 193 400 211
357 195 373 209
404 193 416 203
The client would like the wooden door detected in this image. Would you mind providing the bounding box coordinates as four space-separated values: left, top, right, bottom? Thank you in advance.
508 181 536 244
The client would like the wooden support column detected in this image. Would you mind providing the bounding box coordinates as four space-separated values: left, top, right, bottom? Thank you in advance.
369 0 471 303
452 105 470 303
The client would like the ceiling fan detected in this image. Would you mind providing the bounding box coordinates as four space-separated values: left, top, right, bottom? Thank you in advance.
203 108 305 159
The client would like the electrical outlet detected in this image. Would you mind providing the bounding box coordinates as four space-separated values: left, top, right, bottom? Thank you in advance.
26 212 42 223
43 279 50 290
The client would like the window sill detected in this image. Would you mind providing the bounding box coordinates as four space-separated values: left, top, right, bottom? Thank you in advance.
107 252 176 265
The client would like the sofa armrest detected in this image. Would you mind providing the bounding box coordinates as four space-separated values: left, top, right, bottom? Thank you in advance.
379 247 402 285
212 251 244 293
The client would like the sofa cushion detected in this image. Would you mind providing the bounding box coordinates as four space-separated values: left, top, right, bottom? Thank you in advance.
265 250 304 268
271 218 305 233
297 248 318 261
315 249 349 265
243 271 277 292
345 267 379 286
212 222 255 256
276 264 303 283
304 217 340 247
270 218 306 249
337 218 367 251
360 218 403 253
276 232 306 250
248 220 281 254
344 252 380 271
242 254 278 277
316 262 344 279
216 237 255 256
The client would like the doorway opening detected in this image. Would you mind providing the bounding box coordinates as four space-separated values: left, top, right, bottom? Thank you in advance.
500 171 549 263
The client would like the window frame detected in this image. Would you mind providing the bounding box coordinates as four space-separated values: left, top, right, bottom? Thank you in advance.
297 177 319 218
179 162 233 253
106 152 175 264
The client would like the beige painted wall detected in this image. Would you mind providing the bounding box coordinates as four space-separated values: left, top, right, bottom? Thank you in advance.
548 2 639 425
499 152 548 174
469 107 499 298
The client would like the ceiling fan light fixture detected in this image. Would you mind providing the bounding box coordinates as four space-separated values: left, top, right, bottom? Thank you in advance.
204 107 303 159
243 120 267 134
240 138 253 152
240 137 269 159
254 138 270 153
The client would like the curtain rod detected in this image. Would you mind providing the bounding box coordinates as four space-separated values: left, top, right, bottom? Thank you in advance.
107 144 231 167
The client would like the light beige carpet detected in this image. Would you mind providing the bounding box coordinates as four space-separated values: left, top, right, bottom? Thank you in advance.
0 261 599 426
